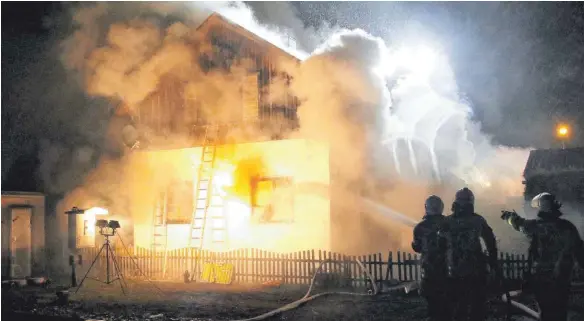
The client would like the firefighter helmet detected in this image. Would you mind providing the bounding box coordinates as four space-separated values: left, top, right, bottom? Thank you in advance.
454 187 475 206
425 195 444 216
531 192 561 212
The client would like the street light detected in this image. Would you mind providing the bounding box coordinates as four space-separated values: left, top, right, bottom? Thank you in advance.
556 124 570 149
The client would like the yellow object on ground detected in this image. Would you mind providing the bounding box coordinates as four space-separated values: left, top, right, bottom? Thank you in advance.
200 262 234 284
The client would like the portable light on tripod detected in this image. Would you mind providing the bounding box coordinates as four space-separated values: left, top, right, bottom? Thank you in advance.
75 218 128 294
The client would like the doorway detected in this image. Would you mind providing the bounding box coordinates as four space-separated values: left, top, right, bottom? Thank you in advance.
10 207 32 278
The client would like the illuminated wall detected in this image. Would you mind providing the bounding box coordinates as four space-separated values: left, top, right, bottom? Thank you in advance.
1 192 46 278
129 138 331 253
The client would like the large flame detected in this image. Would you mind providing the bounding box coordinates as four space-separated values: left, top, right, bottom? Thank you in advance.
212 162 236 197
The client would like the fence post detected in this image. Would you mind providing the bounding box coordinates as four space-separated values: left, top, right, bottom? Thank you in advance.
407 253 413 281
304 251 309 284
311 249 316 281
376 253 382 288
511 254 516 280
414 254 419 281
372 253 377 285
397 251 402 281
388 251 394 281
505 253 512 278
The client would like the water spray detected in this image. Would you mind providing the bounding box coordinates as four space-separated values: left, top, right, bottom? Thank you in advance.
361 197 419 227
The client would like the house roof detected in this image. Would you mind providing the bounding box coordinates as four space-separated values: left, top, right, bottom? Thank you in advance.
523 147 584 178
195 13 302 62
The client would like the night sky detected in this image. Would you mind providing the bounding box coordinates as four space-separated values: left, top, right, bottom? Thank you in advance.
2 2 584 193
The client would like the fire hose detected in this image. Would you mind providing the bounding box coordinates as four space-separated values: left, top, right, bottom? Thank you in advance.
499 282 584 320
500 290 540 320
231 258 385 321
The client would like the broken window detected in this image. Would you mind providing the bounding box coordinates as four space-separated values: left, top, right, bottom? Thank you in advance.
251 177 294 223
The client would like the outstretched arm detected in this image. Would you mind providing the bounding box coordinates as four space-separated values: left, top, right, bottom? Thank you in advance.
501 211 536 236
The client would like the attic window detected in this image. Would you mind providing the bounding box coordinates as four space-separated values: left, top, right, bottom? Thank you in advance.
251 177 294 223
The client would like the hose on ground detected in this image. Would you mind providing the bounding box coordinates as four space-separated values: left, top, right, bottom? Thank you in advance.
231 258 382 321
499 281 583 320
500 290 540 320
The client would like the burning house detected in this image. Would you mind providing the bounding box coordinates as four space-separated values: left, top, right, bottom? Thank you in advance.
57 13 335 256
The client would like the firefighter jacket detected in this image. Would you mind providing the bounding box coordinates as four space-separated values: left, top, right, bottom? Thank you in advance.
440 209 498 278
412 215 447 278
507 210 584 282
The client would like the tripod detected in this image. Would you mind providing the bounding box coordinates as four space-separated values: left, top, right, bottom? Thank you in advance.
75 232 128 294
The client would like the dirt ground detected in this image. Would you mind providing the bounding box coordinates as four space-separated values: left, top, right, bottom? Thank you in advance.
3 280 584 321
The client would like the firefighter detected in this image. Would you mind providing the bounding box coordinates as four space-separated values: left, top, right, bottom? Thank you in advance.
501 192 584 321
411 195 450 321
440 187 498 321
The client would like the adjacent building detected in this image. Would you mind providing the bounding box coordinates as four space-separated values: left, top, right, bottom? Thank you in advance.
1 192 46 278
522 147 584 237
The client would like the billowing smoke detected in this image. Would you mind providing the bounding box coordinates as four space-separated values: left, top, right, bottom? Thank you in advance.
41 1 531 255
263 19 531 251
52 2 282 212
282 30 530 191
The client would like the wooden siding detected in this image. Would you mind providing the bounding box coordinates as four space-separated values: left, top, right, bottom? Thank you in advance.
136 14 300 144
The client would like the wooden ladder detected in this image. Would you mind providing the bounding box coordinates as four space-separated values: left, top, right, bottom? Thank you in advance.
188 126 228 278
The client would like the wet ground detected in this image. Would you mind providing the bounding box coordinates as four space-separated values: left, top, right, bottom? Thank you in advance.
3 280 584 321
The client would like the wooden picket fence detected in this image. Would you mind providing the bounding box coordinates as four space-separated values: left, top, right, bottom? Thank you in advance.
75 247 583 288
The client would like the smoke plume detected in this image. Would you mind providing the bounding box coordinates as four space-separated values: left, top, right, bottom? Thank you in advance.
259 10 531 251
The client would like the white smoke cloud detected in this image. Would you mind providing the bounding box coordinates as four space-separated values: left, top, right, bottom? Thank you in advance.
256 18 531 195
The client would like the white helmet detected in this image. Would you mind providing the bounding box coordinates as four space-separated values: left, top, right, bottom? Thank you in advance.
425 195 444 216
531 192 561 213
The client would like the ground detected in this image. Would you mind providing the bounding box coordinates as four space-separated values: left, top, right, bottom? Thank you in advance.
3 280 584 321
